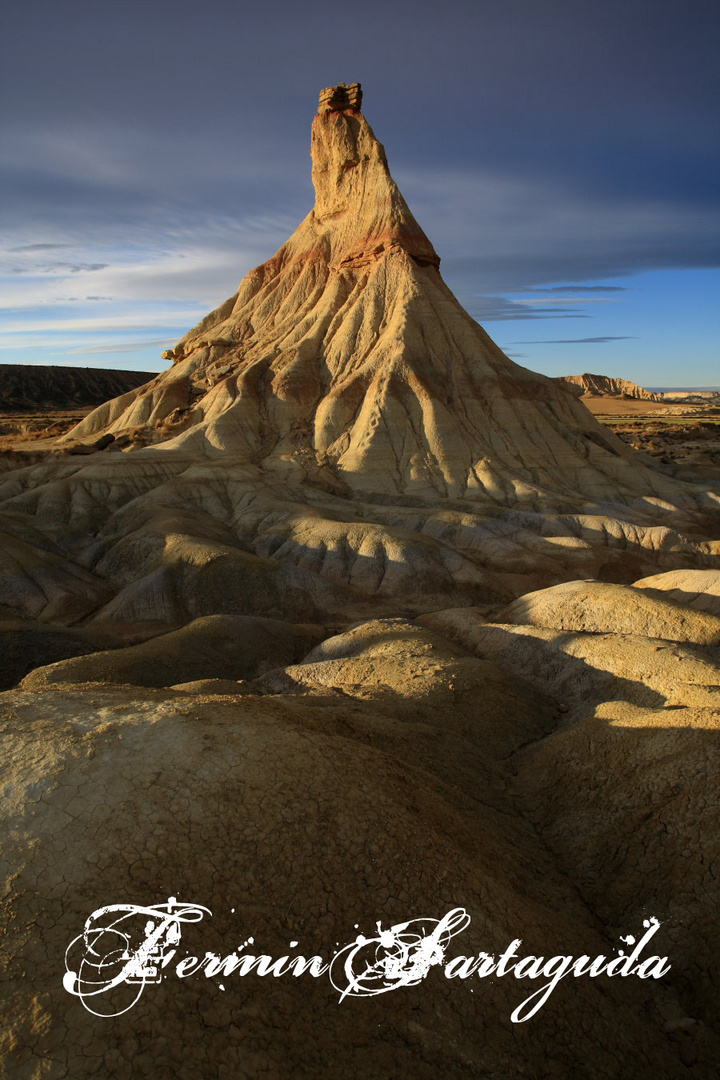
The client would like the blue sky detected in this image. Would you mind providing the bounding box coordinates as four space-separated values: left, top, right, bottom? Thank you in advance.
1 0 718 387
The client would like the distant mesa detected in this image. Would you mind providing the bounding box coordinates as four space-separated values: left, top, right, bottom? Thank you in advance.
557 373 661 401
662 389 720 403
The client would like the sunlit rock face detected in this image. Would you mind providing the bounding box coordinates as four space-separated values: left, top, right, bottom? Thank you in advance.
557 373 662 401
58 88 709 506
0 84 718 627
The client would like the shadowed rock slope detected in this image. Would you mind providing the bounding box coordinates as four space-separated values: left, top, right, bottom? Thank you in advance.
2 587 719 1078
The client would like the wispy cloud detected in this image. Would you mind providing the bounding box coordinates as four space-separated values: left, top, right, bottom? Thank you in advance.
464 295 592 321
509 296 615 305
512 336 638 344
0 311 204 334
11 262 108 274
35 295 114 304
522 285 627 294
8 243 72 253
66 338 175 355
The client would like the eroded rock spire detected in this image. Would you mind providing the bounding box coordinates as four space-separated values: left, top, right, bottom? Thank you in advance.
61 87 715 526
2 85 718 633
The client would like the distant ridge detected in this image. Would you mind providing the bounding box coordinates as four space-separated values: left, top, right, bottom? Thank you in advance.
557 373 661 401
650 386 720 394
0 364 153 411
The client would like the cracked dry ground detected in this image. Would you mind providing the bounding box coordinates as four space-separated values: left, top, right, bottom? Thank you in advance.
1 574 719 1079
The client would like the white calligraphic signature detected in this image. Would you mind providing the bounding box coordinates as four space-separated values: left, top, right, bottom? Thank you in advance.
63 899 670 1021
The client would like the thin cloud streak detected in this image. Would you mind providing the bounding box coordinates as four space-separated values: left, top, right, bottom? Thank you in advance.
523 285 627 294
67 338 176 355
8 243 72 253
11 262 108 274
512 336 638 344
0 312 205 334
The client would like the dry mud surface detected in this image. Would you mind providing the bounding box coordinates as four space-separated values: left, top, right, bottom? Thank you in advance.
1 84 719 1079
2 599 720 1079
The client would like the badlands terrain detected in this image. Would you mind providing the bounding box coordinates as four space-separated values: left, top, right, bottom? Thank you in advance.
1 83 719 1079
556 373 720 479
0 365 155 461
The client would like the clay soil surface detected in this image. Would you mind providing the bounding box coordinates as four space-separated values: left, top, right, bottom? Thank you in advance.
608 419 720 470
580 393 720 422
566 393 720 473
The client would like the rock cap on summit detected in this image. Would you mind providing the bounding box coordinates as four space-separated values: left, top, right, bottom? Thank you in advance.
318 82 363 112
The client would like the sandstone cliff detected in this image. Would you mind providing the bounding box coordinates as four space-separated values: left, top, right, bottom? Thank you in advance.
558 373 662 401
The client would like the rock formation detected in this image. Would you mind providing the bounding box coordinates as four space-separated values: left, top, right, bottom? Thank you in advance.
0 86 717 628
61 120 679 506
558 372 662 401
1 86 719 1078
